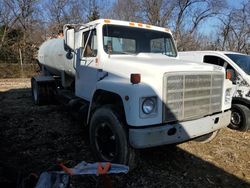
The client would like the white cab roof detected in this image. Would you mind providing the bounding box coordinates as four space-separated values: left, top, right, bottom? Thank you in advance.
75 19 172 34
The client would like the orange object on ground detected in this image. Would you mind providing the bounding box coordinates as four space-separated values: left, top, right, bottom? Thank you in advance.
59 163 73 176
97 162 111 175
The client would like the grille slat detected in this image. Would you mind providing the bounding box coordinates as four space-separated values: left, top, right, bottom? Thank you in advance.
167 94 221 103
163 72 223 122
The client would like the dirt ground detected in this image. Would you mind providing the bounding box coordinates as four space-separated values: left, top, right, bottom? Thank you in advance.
0 78 249 188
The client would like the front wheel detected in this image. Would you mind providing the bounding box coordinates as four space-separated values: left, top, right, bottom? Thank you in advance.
89 105 136 168
229 104 250 132
194 130 219 143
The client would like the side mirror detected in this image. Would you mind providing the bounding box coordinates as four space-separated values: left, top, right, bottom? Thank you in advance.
66 51 73 59
64 27 75 50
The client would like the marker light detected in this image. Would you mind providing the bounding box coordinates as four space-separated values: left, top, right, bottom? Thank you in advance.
104 19 111 23
130 74 141 84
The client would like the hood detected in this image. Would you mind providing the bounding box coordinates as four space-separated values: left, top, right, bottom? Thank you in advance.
106 53 224 79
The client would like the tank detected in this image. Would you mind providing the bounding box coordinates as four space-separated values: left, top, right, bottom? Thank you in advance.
38 38 75 76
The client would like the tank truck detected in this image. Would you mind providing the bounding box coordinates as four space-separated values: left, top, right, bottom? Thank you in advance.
32 19 234 167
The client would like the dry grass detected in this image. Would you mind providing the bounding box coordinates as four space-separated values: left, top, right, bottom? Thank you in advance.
0 78 249 187
179 128 250 182
0 78 30 92
0 63 39 78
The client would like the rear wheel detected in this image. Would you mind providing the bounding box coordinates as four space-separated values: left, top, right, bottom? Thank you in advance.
229 104 250 131
89 105 136 168
31 78 39 104
31 77 55 105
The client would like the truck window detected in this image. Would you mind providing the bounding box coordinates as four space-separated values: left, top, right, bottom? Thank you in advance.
226 54 250 75
103 36 136 54
82 29 97 57
204 55 237 82
204 55 234 70
150 38 175 56
102 25 177 57
203 56 225 67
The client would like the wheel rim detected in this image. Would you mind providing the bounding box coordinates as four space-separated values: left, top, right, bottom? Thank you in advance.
231 111 241 126
95 122 118 161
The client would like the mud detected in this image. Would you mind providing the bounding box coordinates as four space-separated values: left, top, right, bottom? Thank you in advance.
0 78 249 187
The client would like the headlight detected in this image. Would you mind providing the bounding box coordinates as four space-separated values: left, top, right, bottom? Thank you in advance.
225 88 232 104
142 98 156 114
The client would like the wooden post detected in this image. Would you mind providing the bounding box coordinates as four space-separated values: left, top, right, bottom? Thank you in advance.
19 48 24 77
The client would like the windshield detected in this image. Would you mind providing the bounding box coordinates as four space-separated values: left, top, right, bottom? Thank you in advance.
226 54 250 75
103 24 177 57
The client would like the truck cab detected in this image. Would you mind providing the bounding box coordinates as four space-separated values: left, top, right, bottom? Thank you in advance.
179 51 250 132
33 20 234 167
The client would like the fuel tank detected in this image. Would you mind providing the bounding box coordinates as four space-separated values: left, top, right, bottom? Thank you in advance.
38 38 75 76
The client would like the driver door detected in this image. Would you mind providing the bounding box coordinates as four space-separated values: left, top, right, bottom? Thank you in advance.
75 29 99 101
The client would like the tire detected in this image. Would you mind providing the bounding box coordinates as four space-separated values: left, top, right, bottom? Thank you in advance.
31 78 55 105
229 104 250 132
194 130 219 143
31 77 42 105
89 105 137 168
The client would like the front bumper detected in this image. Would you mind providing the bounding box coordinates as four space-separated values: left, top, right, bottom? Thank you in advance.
129 110 231 149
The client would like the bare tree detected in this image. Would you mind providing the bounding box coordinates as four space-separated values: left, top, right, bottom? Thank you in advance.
45 0 71 33
0 0 249 65
43 0 89 36
141 0 176 26
172 0 225 51
0 1 19 50
0 0 41 63
217 1 250 53
217 12 234 50
142 0 162 25
109 0 142 22
108 0 221 51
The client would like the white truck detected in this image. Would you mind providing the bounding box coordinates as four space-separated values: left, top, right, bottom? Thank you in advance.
179 51 250 132
32 19 234 167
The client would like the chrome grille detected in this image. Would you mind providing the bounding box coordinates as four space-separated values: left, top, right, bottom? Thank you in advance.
163 72 223 123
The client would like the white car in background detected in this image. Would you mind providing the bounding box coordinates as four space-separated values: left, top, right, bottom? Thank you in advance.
179 51 250 131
